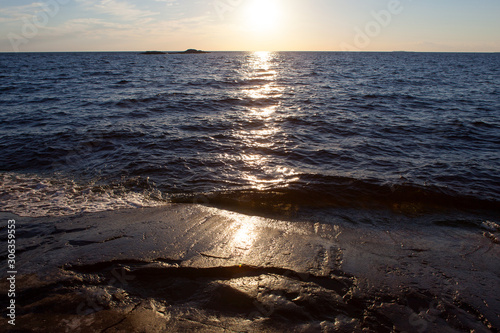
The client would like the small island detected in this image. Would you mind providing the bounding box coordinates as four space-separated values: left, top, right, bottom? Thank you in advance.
140 51 166 55
169 49 210 54
140 49 209 55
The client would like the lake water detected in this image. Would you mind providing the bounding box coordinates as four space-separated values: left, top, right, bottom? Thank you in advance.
0 51 499 218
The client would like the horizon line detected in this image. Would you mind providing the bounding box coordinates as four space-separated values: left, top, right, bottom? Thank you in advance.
1 50 500 54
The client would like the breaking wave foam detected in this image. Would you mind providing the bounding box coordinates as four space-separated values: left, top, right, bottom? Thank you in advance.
0 172 167 217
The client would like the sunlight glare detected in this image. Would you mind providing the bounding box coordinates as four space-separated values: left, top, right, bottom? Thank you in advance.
232 221 257 250
244 0 282 33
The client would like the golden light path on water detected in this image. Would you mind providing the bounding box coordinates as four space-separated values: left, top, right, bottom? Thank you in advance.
228 52 300 248
236 51 299 192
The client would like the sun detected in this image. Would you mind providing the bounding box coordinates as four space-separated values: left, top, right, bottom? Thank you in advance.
243 0 282 33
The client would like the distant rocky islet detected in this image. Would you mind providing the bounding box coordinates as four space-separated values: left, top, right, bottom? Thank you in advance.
141 49 209 55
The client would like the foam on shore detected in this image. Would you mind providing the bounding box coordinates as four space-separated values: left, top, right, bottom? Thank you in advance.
0 172 166 217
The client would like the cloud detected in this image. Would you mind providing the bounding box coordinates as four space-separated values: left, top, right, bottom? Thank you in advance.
0 0 225 51
50 18 129 35
76 0 158 21
154 0 178 4
0 2 47 23
26 12 211 45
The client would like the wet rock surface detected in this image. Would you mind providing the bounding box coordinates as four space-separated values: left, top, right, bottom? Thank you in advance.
0 205 499 332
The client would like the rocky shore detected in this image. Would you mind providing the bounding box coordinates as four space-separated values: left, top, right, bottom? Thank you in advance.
0 205 498 332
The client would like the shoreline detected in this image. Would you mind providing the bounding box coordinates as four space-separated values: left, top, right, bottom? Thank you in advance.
1 204 498 331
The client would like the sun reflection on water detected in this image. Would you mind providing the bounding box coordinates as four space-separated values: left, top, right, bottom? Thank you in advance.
235 51 300 191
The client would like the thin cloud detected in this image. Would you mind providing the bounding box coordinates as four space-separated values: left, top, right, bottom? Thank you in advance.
76 0 159 21
0 2 47 22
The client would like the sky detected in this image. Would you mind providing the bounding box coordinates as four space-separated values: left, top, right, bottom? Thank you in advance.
0 0 499 52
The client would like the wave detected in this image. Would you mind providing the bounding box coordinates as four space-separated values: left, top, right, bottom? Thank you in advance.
171 175 500 214
1 171 498 219
0 172 166 217
187 78 274 88
110 93 281 111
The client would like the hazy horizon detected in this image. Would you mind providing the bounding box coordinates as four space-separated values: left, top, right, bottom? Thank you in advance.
2 50 500 54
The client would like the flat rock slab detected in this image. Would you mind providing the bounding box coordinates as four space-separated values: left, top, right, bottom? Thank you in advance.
0 205 499 332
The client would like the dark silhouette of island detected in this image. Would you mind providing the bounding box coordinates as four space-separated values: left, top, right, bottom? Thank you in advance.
140 51 166 55
169 49 210 54
140 49 209 55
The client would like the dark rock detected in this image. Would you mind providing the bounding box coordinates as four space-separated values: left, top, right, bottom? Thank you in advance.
140 51 166 55
169 49 210 54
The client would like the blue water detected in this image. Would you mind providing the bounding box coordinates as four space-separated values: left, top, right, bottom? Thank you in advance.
0 51 499 215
